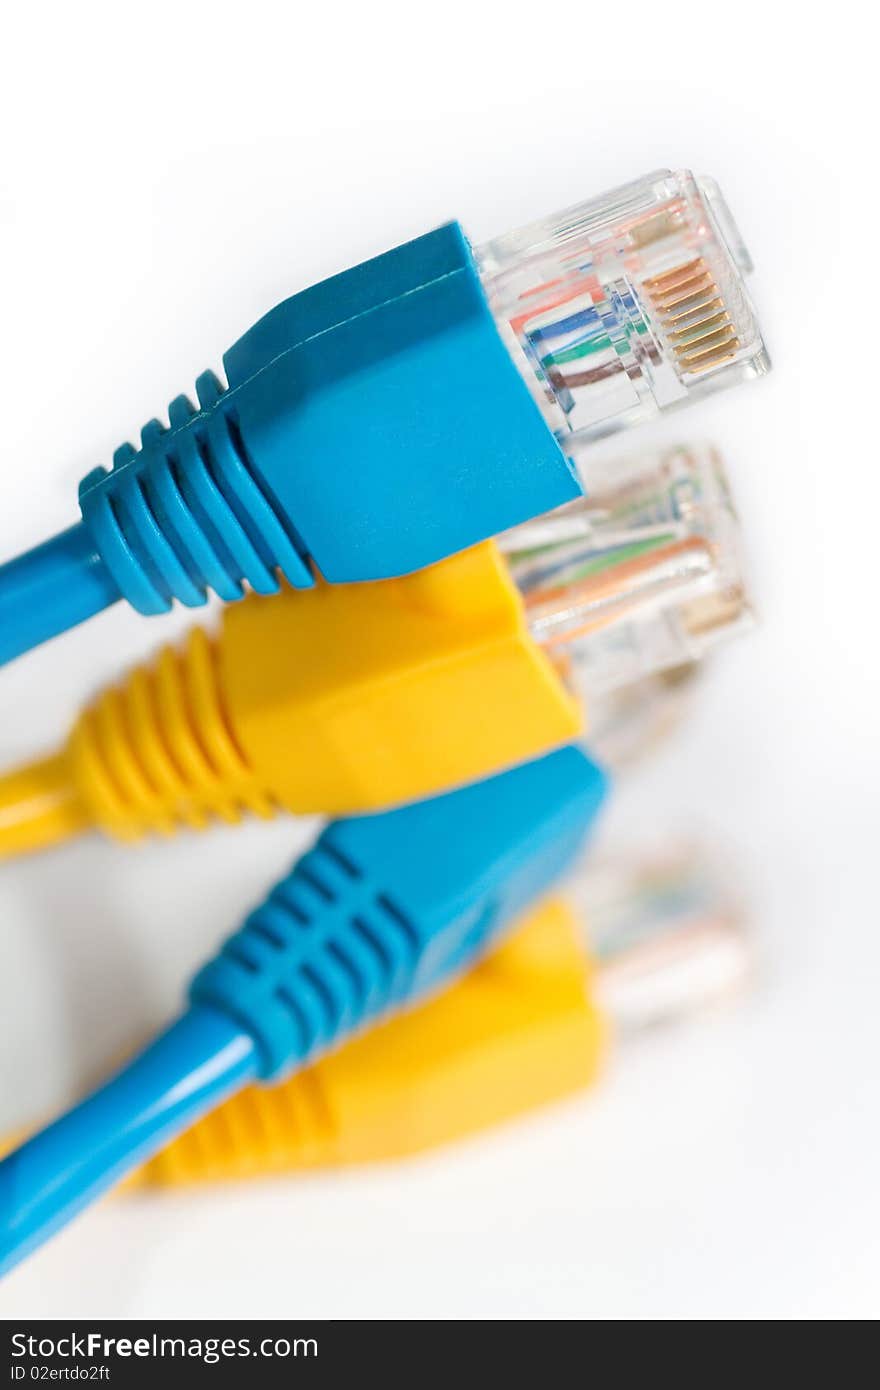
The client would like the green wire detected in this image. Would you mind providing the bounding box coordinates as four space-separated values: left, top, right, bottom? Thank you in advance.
547 533 676 584
540 319 649 369
511 532 677 592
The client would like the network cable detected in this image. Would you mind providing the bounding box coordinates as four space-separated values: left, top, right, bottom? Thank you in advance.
0 443 750 856
0 842 747 1181
0 745 607 1275
135 842 750 1181
0 170 767 667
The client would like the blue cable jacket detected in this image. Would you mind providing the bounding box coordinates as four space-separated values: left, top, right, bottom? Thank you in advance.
0 747 606 1277
0 1008 256 1275
0 523 121 667
0 224 579 666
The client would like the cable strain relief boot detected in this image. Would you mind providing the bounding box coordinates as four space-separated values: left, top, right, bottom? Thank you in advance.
140 896 604 1184
77 224 580 608
66 624 275 839
138 1066 337 1184
190 746 607 1080
78 374 314 616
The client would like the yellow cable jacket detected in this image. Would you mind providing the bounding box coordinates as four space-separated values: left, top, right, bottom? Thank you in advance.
67 626 275 841
0 753 89 858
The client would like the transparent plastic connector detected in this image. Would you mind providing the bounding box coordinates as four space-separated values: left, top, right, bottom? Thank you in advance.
586 664 700 772
476 169 769 449
573 841 752 1035
498 442 752 700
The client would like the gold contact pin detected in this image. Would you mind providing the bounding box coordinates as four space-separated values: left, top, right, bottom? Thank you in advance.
669 309 730 343
642 258 741 374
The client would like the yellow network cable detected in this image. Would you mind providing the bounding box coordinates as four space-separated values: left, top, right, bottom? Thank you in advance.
0 754 89 855
0 443 749 857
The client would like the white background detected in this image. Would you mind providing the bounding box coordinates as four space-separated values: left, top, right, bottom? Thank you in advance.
0 1 877 1320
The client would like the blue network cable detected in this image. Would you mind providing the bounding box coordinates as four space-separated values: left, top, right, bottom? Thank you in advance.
0 526 120 666
0 223 576 668
0 169 767 667
0 746 607 1275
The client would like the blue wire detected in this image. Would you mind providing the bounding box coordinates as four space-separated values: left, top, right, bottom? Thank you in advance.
0 1007 256 1277
0 523 121 667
